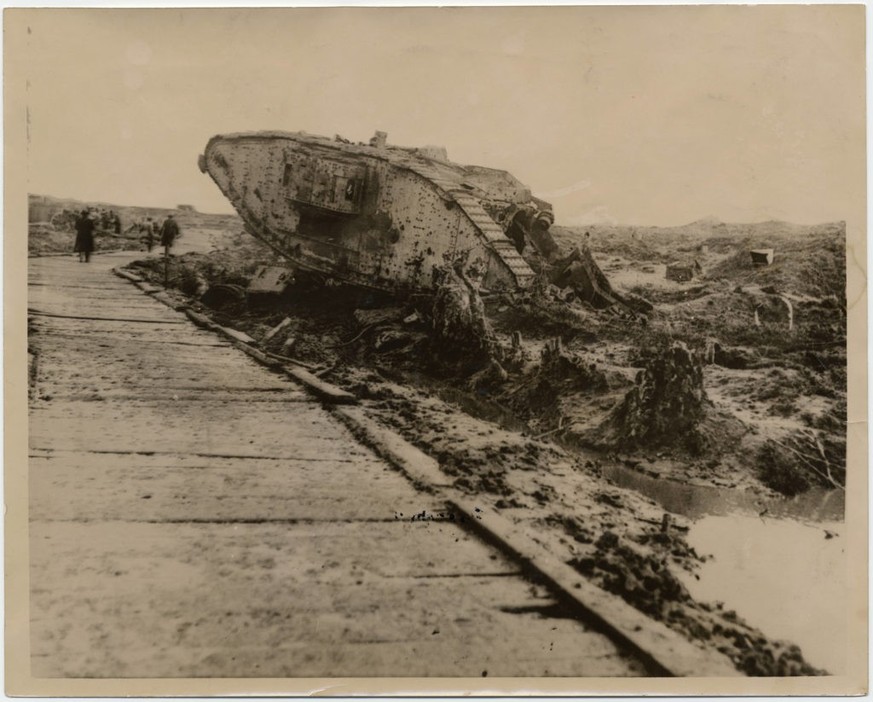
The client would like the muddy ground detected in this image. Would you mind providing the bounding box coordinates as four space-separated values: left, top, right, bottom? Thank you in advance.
111 214 848 676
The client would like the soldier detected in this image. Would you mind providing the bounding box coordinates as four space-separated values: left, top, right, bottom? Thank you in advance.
159 214 181 287
73 209 95 263
142 218 155 252
159 214 181 253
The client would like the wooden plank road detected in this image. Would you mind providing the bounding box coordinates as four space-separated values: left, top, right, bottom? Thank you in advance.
28 253 647 678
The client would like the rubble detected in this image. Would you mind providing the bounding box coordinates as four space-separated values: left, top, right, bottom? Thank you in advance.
200 283 245 308
248 265 294 295
262 316 293 344
548 245 628 310
665 260 702 283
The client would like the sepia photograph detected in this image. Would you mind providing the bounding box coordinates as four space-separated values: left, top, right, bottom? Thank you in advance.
6 5 867 696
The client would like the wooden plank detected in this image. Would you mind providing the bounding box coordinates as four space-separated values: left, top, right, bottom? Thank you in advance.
333 406 451 487
30 453 433 522
28 309 185 325
28 317 220 341
113 268 144 283
449 497 740 678
216 325 256 345
284 365 358 404
30 521 643 679
30 401 370 460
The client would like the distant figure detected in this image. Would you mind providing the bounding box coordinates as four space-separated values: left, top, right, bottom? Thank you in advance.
139 218 155 252
159 214 181 254
159 214 181 287
113 212 122 234
73 210 95 263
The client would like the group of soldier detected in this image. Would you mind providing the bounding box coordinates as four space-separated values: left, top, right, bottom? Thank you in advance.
131 214 181 253
74 209 181 263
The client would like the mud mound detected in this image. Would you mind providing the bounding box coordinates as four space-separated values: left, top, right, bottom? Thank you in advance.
498 339 621 434
595 341 711 454
431 263 498 370
538 338 610 393
491 293 602 341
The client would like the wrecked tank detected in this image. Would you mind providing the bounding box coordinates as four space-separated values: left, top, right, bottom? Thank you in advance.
200 130 623 307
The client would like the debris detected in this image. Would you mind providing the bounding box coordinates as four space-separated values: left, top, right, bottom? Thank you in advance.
262 316 293 344
431 261 497 367
216 325 256 345
540 338 609 392
260 349 319 371
757 431 846 495
665 263 694 283
623 292 654 314
548 245 628 310
353 307 404 327
703 340 757 369
200 283 245 309
373 329 418 352
660 513 672 533
752 294 794 330
248 265 294 295
468 359 509 391
665 261 702 283
781 296 794 331
750 248 774 266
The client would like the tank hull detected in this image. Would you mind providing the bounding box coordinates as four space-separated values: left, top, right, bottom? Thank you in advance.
200 131 546 294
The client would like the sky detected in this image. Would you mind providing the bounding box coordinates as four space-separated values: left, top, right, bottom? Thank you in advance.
11 6 866 228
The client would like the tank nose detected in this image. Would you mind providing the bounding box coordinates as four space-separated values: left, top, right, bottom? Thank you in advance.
200 136 239 206
201 137 234 180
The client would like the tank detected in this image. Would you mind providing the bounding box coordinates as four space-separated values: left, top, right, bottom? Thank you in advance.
200 129 627 309
200 130 565 291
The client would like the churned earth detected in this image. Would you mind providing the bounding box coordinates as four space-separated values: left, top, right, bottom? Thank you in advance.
105 212 850 676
